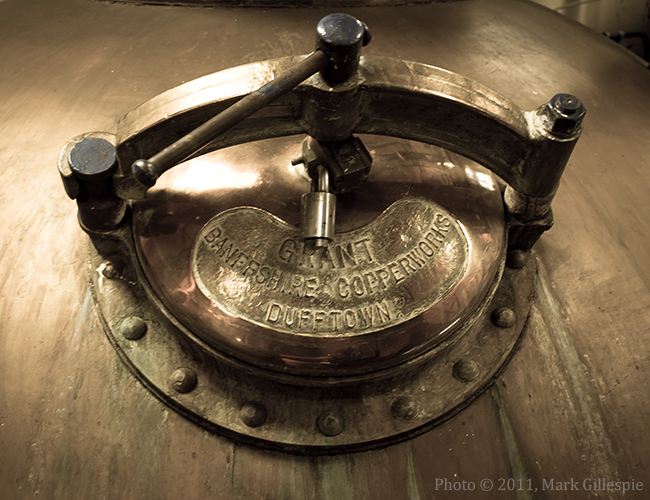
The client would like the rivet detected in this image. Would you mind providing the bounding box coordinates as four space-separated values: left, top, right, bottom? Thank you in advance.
453 359 480 382
103 258 124 279
391 397 419 421
506 250 529 269
492 307 517 328
317 411 344 436
240 402 267 428
169 368 197 394
121 316 147 340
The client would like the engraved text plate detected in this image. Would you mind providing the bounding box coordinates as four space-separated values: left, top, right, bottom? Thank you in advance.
191 198 468 336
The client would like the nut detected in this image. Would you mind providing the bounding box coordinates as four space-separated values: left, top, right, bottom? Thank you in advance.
539 93 586 138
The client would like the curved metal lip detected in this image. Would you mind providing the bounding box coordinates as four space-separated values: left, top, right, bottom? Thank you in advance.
117 56 526 145
114 55 540 202
132 135 506 377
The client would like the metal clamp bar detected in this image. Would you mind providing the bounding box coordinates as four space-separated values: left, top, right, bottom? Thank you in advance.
117 56 584 211
131 50 330 188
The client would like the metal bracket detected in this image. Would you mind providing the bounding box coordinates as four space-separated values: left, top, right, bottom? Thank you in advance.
111 61 583 249
60 15 584 249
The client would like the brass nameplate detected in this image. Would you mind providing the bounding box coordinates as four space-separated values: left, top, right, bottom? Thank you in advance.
192 198 468 335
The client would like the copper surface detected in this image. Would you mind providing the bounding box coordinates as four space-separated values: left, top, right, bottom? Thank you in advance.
87 224 533 450
2 0 650 497
132 136 504 374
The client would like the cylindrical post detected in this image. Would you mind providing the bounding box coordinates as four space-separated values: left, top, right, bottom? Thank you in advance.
316 13 370 83
62 135 127 231
300 166 336 247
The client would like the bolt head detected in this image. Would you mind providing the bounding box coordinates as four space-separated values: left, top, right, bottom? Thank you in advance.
506 250 529 269
317 411 344 436
68 137 117 181
540 93 586 138
169 368 197 394
121 316 147 340
391 397 419 421
491 307 517 328
317 13 366 48
240 403 267 428
102 258 124 279
452 359 480 382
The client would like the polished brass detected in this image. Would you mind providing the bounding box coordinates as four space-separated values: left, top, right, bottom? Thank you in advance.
191 198 468 372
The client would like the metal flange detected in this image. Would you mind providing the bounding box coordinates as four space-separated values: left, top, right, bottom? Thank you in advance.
88 213 535 454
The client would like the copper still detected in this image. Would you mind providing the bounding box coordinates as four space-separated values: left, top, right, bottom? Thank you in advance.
1 0 649 498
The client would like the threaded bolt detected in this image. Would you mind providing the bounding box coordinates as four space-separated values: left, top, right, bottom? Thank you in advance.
540 93 586 138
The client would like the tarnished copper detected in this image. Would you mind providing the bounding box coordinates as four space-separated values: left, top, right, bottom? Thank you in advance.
87 205 533 450
132 135 505 375
5 0 650 494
